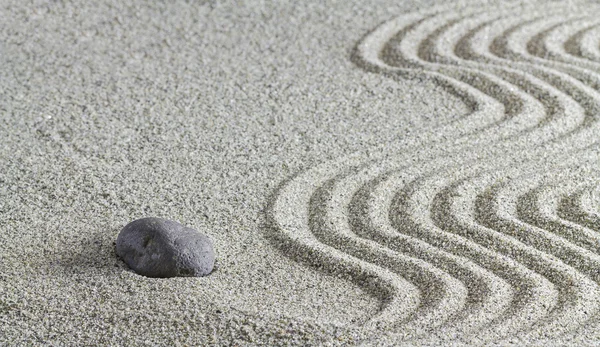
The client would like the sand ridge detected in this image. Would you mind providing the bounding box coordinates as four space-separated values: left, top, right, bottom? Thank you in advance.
2 0 600 345
268 1 600 344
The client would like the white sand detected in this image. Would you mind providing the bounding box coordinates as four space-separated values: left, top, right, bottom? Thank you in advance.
2 0 600 345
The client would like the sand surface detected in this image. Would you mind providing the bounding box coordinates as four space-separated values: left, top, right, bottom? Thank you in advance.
2 0 600 345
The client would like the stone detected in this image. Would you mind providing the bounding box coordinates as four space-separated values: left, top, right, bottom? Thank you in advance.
116 217 215 278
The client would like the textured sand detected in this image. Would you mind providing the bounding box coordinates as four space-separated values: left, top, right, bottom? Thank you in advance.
2 0 600 345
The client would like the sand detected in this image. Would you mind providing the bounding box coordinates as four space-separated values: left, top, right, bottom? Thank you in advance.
2 0 600 345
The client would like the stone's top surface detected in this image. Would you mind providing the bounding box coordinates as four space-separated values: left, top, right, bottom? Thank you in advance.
116 217 215 278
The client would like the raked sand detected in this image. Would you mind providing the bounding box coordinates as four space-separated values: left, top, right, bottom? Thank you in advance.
2 0 600 345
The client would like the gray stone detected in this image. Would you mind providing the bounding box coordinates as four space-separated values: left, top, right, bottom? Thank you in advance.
116 217 215 278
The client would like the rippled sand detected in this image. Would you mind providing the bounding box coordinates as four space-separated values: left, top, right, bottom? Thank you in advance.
2 0 600 345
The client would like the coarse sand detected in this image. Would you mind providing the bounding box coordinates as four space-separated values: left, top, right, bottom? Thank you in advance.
2 0 600 345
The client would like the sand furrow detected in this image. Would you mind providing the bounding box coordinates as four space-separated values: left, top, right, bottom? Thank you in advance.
488 15 600 103
352 10 512 147
526 18 600 72
452 13 600 102
388 10 562 141
434 176 558 342
564 23 600 62
475 178 600 337
517 182 600 254
558 188 600 232
311 175 469 336
321 156 530 338
379 154 599 341
267 2 600 343
7 0 600 345
451 14 593 140
267 156 421 329
479 174 600 281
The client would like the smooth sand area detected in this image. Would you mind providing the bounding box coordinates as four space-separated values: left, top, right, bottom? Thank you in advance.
2 0 600 345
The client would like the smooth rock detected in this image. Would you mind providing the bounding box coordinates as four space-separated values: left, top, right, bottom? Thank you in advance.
116 217 215 278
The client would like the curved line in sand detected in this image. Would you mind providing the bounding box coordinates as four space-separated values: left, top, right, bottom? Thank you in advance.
267 2 600 343
564 23 600 62
559 188 600 231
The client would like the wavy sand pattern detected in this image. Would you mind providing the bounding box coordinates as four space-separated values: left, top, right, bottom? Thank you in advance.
267 2 600 344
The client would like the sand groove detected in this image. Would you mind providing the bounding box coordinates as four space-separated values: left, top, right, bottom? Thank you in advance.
564 24 600 62
267 1 600 343
559 188 600 231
